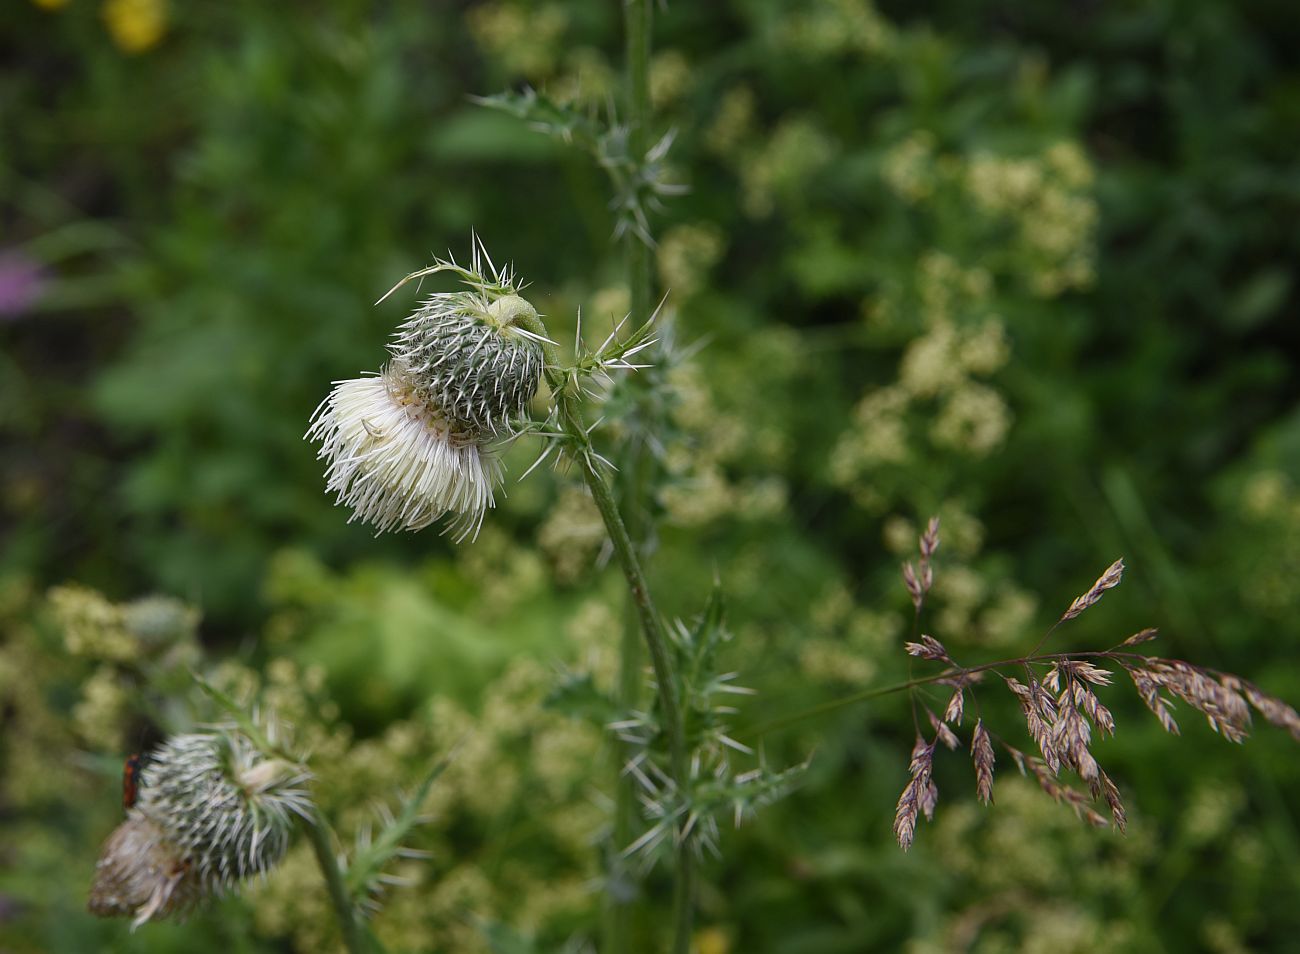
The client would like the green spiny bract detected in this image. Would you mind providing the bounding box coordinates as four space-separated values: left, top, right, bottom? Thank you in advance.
389 288 545 439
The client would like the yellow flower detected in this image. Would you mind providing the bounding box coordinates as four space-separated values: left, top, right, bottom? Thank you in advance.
102 0 167 53
695 926 732 954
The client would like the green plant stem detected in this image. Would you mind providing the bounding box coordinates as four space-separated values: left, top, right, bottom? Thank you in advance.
549 369 693 953
305 809 369 954
611 0 675 951
624 0 653 341
609 604 643 951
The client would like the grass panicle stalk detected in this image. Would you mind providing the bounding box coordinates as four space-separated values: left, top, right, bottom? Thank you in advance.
758 535 1300 852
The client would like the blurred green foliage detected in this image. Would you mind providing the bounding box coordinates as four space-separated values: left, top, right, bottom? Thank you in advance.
3 0 1299 951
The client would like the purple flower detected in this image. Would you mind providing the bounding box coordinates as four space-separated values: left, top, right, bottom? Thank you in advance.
0 252 47 319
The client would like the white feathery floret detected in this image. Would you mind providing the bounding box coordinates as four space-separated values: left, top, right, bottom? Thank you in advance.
307 361 504 539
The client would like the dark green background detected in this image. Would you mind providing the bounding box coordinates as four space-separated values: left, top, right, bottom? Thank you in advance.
3 0 1299 951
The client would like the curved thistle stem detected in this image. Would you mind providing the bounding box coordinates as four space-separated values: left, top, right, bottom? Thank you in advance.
546 364 694 954
304 808 372 954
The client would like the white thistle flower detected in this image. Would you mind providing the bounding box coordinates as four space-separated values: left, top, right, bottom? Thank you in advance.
89 730 311 929
308 361 504 539
308 239 549 539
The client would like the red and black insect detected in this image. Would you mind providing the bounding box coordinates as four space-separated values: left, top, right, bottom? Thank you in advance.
122 753 142 811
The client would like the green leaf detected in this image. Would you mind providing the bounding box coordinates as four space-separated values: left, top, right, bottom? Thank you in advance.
345 747 459 903
544 670 620 726
470 87 606 156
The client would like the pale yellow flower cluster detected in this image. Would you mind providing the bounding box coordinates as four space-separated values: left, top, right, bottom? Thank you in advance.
882 131 938 203
650 50 693 110
914 778 1152 952
1240 467 1290 518
249 654 605 952
552 47 618 106
704 87 758 157
916 251 994 328
798 639 879 686
536 485 606 585
562 594 621 690
835 246 1017 492
931 381 1011 455
48 587 201 752
459 526 548 618
778 0 895 58
975 584 1039 648
739 117 836 218
832 314 1013 488
797 581 900 687
657 223 726 301
1235 468 1300 613
466 1 568 80
657 341 794 528
964 146 1098 296
73 666 132 751
912 771 1262 954
51 585 140 663
880 133 1098 298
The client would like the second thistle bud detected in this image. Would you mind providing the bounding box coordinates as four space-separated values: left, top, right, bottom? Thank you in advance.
89 729 311 928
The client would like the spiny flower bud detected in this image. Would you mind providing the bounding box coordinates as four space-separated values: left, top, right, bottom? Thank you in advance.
308 240 551 538
391 291 545 437
89 730 311 928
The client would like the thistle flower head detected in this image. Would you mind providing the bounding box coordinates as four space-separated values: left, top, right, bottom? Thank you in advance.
309 239 550 538
89 729 311 928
